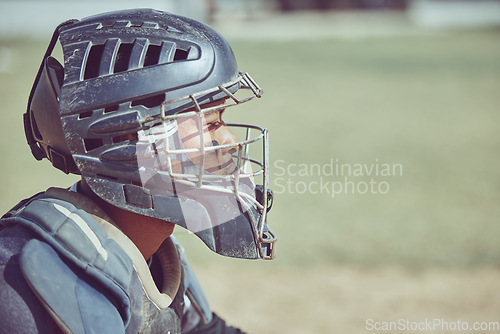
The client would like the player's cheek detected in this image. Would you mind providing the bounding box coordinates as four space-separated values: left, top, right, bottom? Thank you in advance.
202 129 217 147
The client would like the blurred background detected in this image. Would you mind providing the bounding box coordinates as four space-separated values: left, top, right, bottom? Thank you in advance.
1 0 500 333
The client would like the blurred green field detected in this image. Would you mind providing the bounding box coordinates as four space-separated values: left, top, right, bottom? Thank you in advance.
1 25 499 270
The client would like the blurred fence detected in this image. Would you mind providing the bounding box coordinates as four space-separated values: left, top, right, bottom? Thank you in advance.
1 0 500 39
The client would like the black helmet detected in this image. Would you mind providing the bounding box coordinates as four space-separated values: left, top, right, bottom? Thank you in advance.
24 9 276 260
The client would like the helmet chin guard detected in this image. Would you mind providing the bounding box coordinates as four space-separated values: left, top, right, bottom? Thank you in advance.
25 9 277 260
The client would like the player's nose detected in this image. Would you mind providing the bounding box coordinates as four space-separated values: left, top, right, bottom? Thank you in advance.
216 125 239 154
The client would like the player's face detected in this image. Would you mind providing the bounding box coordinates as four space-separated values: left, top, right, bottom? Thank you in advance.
176 100 240 175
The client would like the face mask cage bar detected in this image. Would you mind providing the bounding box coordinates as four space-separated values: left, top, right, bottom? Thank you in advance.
137 72 277 260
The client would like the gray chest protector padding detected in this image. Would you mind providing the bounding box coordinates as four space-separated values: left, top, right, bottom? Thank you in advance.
1 194 138 334
1 189 187 334
1 188 213 334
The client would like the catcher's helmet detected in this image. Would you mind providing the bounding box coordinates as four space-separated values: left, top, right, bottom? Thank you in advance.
24 9 276 260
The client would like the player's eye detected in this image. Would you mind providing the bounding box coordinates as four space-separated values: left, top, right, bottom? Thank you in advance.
208 121 221 129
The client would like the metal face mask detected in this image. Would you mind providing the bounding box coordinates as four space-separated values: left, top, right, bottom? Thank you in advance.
131 73 277 259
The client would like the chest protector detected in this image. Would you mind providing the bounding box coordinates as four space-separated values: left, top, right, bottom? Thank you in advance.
0 188 187 334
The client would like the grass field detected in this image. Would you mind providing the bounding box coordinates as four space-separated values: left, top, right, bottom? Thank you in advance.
1 12 500 333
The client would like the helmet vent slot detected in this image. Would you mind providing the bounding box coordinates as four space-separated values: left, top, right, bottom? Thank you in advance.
104 105 120 114
114 43 134 73
174 48 189 61
142 22 160 29
84 44 105 80
101 23 114 29
131 93 165 108
144 44 161 67
79 111 93 119
83 138 104 152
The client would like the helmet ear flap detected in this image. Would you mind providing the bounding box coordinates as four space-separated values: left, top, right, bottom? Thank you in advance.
25 56 79 174
25 56 63 161
24 18 78 166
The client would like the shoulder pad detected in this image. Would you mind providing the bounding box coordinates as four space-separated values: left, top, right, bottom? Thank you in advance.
21 239 125 334
2 195 136 331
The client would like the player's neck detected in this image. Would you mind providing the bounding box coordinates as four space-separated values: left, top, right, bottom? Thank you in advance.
109 209 175 261
79 180 174 260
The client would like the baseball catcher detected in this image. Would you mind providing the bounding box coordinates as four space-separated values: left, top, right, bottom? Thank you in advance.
0 8 277 334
